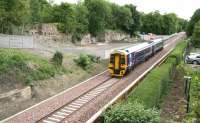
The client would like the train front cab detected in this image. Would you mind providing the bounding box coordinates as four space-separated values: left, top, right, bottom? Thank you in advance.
108 52 127 77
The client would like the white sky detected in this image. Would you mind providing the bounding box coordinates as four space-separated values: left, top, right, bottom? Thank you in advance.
53 0 200 20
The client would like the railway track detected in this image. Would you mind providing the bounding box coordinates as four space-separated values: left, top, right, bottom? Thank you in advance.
38 78 120 123
1 32 186 123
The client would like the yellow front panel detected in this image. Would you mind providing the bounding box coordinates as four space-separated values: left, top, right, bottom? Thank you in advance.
114 55 120 70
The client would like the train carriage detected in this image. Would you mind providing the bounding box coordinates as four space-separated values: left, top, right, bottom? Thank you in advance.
108 38 164 77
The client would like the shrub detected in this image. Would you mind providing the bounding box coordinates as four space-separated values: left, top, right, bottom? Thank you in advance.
74 53 92 70
103 102 160 123
52 51 63 66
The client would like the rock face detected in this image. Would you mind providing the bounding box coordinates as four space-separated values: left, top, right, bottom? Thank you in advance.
79 31 130 45
30 23 131 46
80 34 92 46
104 30 130 43
29 23 59 35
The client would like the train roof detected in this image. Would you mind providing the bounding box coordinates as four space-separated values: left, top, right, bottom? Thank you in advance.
150 38 163 44
111 42 150 55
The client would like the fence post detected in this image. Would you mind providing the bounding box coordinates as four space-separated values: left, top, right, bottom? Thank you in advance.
184 76 192 113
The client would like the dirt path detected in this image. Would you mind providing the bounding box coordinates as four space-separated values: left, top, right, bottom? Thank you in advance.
160 69 187 123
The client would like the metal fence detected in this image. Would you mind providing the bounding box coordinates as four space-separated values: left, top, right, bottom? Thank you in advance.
0 34 34 48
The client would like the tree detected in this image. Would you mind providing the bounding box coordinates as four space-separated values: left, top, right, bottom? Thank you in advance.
30 0 53 24
114 6 132 34
187 9 200 36
52 3 76 33
191 20 200 47
0 0 30 34
125 4 141 37
177 18 188 32
141 11 163 34
162 13 179 35
85 0 111 37
72 3 89 41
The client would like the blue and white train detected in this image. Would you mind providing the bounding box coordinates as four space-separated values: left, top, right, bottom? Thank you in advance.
108 38 164 77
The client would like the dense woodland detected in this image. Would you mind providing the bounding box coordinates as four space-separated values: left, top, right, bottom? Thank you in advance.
0 0 187 40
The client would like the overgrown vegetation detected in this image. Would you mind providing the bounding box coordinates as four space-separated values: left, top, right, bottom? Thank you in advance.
177 59 200 122
180 65 200 122
186 9 200 46
103 102 160 123
52 51 63 66
0 0 186 39
0 49 65 86
187 9 200 36
103 40 187 123
74 53 99 70
191 20 200 47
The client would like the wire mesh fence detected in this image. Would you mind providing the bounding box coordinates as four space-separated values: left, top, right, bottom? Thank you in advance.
0 34 34 48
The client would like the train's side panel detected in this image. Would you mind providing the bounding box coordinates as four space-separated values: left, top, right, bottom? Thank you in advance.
127 53 135 70
134 49 146 65
154 40 164 52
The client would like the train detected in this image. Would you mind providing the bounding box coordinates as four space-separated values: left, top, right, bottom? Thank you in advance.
108 38 164 77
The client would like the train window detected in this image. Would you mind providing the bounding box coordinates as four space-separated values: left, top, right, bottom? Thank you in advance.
110 55 114 63
121 55 125 64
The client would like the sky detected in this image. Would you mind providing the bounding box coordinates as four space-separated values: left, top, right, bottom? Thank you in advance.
53 0 200 20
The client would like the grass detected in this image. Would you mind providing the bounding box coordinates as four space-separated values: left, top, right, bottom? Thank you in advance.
0 49 66 86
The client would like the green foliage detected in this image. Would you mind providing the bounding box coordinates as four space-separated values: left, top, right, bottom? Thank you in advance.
29 0 53 24
181 64 200 121
106 3 141 37
0 0 186 36
53 3 76 33
72 3 89 42
141 11 164 35
52 51 63 66
141 11 185 35
125 4 141 37
187 9 200 36
74 53 93 70
85 0 111 37
0 49 65 86
162 13 179 35
0 0 30 34
103 102 160 123
128 62 174 108
191 20 200 47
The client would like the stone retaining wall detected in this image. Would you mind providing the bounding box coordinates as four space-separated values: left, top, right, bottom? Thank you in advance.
0 87 31 102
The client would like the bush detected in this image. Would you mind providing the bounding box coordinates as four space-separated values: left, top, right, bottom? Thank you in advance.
103 102 160 123
74 53 93 70
52 51 63 66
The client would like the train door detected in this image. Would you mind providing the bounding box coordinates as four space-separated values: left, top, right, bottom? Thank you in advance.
114 54 120 70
